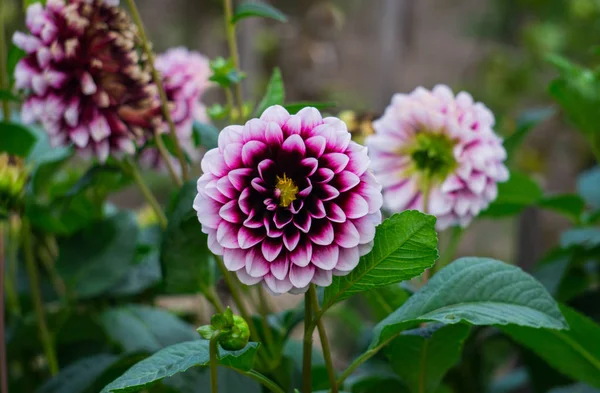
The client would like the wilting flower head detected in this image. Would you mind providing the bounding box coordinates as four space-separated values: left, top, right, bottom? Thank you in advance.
194 105 382 294
367 85 509 230
13 0 161 162
139 47 211 170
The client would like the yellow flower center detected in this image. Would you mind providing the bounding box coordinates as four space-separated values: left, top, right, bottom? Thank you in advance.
275 174 299 208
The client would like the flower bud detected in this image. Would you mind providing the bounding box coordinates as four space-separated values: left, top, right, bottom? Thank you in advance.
196 307 250 351
0 154 27 211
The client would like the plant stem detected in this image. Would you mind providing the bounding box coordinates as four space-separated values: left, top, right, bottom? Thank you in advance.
5 217 20 316
38 245 67 301
209 332 221 393
309 285 338 393
302 288 314 393
204 287 225 314
223 0 244 112
122 158 168 229
215 256 258 339
257 287 275 354
0 0 10 121
435 226 464 272
335 335 397 389
236 369 286 393
22 218 59 376
0 223 9 393
421 178 432 284
125 0 188 183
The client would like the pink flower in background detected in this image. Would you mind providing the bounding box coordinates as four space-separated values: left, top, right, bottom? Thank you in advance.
139 47 211 170
13 0 161 162
194 106 382 294
367 85 509 230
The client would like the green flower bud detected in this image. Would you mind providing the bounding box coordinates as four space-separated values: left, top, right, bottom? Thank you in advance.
219 315 250 351
0 154 27 211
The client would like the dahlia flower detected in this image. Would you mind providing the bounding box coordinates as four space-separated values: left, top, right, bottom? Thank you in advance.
139 47 211 169
367 85 509 230
193 106 383 294
13 0 161 162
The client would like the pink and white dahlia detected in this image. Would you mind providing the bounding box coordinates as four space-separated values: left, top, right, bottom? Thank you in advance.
367 85 509 230
13 0 161 162
193 106 383 294
139 47 211 169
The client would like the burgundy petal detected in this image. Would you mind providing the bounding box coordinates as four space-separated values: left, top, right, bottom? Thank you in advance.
307 198 326 219
308 220 334 246
335 171 361 192
300 157 318 177
293 210 312 233
219 200 244 224
216 221 240 248
305 135 327 158
313 168 335 183
246 248 270 277
265 217 284 238
238 226 265 249
251 177 268 194
262 237 283 262
280 134 306 160
289 199 304 214
290 241 312 267
341 193 369 219
264 274 293 294
321 152 349 174
243 209 263 228
325 203 346 223
222 248 246 271
274 209 293 229
283 115 302 135
238 187 252 215
223 143 243 168
317 184 340 201
242 140 269 167
258 159 277 183
217 176 237 199
283 228 301 251
228 168 254 191
270 254 290 280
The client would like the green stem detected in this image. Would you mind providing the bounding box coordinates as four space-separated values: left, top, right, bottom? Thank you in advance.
22 218 58 376
309 285 338 393
0 223 9 393
223 0 244 113
237 369 286 393
257 287 275 354
215 256 258 340
5 217 20 316
0 0 10 121
38 243 67 301
336 335 398 389
435 226 464 273
302 288 314 393
209 332 221 393
122 158 168 229
421 178 432 284
204 287 225 314
125 0 188 184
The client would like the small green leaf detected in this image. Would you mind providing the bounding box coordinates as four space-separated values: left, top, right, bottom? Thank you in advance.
209 57 246 88
101 341 260 393
322 211 438 310
254 67 285 116
385 324 470 393
577 166 600 210
504 107 555 160
481 172 543 217
371 257 567 349
231 2 287 24
197 325 216 340
503 305 600 388
560 227 600 249
100 305 198 353
56 213 139 298
538 194 585 221
161 182 218 294
193 121 219 150
284 101 337 115
0 122 37 157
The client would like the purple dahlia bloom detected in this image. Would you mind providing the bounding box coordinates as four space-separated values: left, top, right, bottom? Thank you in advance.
367 85 509 230
140 47 211 170
13 0 161 162
194 106 383 294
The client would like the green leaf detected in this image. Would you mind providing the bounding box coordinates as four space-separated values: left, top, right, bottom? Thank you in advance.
480 172 543 217
100 305 198 353
231 2 287 24
503 305 600 388
322 211 438 309
284 101 337 115
504 107 555 160
163 368 261 393
25 192 100 235
371 257 567 349
101 340 260 393
161 181 217 294
107 245 161 297
193 121 219 150
385 324 470 393
344 361 407 393
560 227 600 249
254 67 285 117
538 194 585 221
209 57 246 88
577 166 600 210
363 284 410 321
57 212 139 298
0 122 37 157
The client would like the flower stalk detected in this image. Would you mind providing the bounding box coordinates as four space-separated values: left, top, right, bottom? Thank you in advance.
309 285 338 393
0 223 9 393
223 0 244 114
209 331 221 393
22 218 58 376
125 0 189 183
0 0 10 121
302 288 314 393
